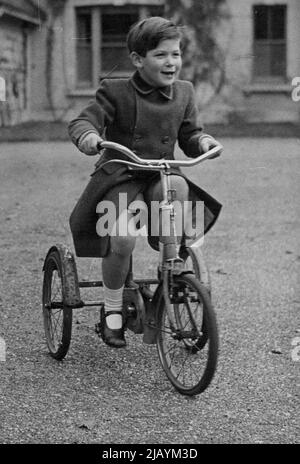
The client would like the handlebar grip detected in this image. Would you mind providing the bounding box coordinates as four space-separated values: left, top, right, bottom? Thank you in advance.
206 144 223 160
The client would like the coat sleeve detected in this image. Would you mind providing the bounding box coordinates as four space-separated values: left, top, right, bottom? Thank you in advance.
68 80 116 147
177 82 208 158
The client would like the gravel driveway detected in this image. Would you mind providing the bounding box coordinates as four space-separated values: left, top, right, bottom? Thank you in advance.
0 138 299 444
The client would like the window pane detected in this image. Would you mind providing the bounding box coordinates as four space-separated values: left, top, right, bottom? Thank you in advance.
77 46 92 83
76 9 92 42
253 5 286 78
101 11 139 73
102 12 139 43
270 6 286 39
76 9 92 84
254 5 268 39
271 43 286 75
101 46 135 72
253 42 271 76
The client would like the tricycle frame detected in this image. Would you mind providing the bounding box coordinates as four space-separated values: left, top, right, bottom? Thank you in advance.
42 141 222 395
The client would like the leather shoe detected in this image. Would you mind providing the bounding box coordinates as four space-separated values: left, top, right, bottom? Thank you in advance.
100 308 126 348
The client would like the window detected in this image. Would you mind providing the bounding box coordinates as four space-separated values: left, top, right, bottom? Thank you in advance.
75 4 164 87
76 8 92 86
101 10 139 73
253 5 287 80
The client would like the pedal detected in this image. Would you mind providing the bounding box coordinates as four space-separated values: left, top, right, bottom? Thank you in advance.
125 304 137 318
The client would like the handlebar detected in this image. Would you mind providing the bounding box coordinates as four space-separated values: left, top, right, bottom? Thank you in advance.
96 140 223 170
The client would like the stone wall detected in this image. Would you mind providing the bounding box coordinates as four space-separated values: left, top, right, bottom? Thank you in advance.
0 16 28 126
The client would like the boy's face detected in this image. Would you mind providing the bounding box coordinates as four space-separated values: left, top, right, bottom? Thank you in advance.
131 38 182 88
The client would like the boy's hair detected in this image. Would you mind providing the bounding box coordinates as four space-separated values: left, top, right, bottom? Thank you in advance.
127 16 182 57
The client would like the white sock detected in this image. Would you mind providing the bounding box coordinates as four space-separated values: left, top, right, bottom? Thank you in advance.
103 284 124 330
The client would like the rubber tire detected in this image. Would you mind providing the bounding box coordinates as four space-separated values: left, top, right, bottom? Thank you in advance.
42 250 72 360
180 246 211 294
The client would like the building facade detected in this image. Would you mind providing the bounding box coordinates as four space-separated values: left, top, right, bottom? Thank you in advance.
209 0 300 123
0 0 299 126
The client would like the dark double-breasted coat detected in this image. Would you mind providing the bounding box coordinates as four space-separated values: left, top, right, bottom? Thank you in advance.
68 71 222 257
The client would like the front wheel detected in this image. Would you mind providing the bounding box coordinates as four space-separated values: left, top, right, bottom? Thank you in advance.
156 274 218 396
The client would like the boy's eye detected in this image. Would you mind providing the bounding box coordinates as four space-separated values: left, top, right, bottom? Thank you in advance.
154 52 181 58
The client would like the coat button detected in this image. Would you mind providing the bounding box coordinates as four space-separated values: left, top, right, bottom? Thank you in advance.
162 136 170 144
134 134 142 141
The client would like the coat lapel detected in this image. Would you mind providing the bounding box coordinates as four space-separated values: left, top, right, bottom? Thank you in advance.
129 71 173 100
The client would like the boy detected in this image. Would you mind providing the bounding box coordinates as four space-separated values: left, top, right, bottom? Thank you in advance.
68 17 222 348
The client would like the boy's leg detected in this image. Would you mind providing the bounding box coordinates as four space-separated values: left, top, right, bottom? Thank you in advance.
101 193 144 345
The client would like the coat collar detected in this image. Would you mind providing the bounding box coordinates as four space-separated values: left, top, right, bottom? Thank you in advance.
130 71 174 100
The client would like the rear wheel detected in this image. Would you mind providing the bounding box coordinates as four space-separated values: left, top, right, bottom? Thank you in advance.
42 250 72 360
156 274 218 396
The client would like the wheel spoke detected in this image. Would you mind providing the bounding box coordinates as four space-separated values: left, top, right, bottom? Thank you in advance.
51 271 61 301
183 295 199 331
51 309 63 338
163 340 178 356
171 344 189 379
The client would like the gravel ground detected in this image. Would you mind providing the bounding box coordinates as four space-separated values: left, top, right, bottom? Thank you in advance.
0 138 299 444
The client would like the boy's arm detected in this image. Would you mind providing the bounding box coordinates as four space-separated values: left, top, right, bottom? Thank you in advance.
178 83 219 157
68 80 116 151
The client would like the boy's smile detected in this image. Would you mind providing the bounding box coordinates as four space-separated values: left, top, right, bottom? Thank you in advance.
130 39 182 88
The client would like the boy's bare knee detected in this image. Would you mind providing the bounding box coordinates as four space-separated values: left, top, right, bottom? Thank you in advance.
110 235 136 256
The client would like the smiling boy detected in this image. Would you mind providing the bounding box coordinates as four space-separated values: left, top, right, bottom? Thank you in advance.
68 17 222 348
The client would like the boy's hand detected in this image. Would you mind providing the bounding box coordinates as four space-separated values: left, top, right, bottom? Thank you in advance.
78 132 104 156
199 135 220 158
